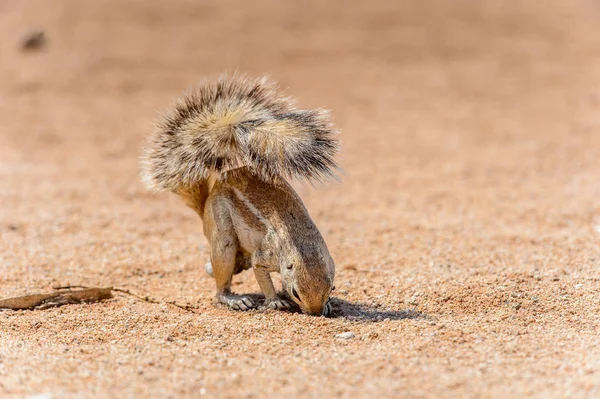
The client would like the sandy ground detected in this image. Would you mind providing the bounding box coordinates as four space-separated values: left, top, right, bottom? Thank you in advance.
1 0 600 398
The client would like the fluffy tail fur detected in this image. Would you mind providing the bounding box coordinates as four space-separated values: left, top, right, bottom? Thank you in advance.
140 74 339 193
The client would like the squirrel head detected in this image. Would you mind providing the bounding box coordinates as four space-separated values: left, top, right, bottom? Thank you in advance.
280 247 335 316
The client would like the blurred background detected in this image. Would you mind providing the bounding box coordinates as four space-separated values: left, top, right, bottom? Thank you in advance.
1 0 600 397
2 0 599 252
2 0 599 181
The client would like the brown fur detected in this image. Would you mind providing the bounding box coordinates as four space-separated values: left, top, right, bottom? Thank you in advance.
140 75 338 315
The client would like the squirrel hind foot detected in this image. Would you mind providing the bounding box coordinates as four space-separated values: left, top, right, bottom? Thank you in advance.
217 293 256 311
204 262 214 277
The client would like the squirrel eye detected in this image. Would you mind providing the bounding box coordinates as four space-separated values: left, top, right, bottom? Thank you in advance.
332 286 336 291
292 287 301 302
287 263 293 270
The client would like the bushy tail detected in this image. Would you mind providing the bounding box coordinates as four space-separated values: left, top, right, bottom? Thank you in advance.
140 74 339 192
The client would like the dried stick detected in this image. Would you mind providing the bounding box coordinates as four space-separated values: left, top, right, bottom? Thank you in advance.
110 287 199 314
0 285 199 314
0 288 113 310
53 285 200 314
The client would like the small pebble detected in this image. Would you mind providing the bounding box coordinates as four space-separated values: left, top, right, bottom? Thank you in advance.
21 30 46 51
335 331 355 340
406 297 418 306
27 394 52 399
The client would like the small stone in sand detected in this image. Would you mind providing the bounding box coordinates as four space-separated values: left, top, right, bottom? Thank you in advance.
21 30 46 51
335 332 355 340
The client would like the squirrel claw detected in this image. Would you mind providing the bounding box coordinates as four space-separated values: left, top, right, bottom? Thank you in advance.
265 298 294 311
322 301 332 317
219 294 256 311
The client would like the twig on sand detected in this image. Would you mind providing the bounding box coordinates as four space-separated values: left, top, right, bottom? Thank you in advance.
109 286 200 314
0 286 199 314
0 288 113 310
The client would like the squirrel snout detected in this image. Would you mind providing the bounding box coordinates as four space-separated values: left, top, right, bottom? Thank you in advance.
306 307 324 316
288 285 330 316
301 299 329 316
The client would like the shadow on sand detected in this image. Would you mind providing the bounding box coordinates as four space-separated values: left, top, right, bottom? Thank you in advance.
219 293 426 321
328 297 426 321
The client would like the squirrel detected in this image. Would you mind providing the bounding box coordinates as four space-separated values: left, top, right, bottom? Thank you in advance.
140 74 339 316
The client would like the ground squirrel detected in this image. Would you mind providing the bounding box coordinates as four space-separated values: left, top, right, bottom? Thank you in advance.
140 74 339 316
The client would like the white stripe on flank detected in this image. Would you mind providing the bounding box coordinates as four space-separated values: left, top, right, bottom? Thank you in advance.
232 187 268 253
232 187 267 225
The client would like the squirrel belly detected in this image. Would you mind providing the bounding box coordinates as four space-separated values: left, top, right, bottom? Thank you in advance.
140 74 339 316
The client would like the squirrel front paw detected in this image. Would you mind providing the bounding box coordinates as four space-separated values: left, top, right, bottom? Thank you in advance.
264 297 295 311
218 294 256 311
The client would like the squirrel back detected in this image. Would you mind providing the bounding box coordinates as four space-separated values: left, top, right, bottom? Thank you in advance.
140 74 339 194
